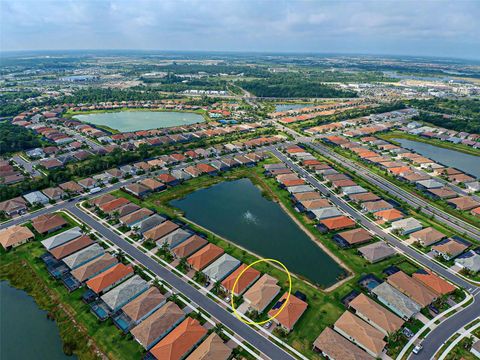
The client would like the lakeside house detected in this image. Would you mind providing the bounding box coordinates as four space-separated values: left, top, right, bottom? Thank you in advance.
221 264 261 297
187 243 224 271
202 253 241 283
313 327 374 360
50 235 94 260
0 225 35 250
243 274 281 313
101 275 149 312
267 292 308 333
372 282 421 320
86 263 134 295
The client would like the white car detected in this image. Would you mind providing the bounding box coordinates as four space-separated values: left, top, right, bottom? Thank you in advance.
412 343 423 354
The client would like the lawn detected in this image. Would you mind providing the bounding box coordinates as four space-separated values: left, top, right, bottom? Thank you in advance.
0 241 144 360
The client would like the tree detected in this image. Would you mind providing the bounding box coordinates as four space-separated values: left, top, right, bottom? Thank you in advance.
212 281 222 294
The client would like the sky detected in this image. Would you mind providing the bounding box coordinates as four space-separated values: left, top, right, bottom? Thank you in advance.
1 0 480 59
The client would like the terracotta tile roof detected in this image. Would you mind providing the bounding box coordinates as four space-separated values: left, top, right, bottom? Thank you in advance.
100 197 130 213
432 238 469 258
187 243 224 271
158 173 178 184
243 274 280 312
313 327 374 360
140 178 165 191
71 253 118 282
150 318 207 360
50 235 93 260
320 216 356 231
185 333 231 360
337 228 372 245
409 227 445 246
0 225 34 249
268 292 308 331
196 163 217 173
349 293 404 334
334 311 386 357
59 181 83 193
32 213 67 234
373 209 404 222
412 270 456 295
91 194 116 206
221 264 261 296
387 271 438 307
144 221 179 241
448 196 480 211
300 198 331 210
86 263 134 294
130 302 185 350
172 235 208 259
122 287 165 322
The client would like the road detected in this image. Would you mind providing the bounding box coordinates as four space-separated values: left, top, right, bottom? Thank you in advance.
69 206 295 360
271 148 480 360
12 155 42 177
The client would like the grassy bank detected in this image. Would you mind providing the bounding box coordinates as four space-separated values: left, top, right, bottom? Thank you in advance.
0 242 144 360
378 131 480 157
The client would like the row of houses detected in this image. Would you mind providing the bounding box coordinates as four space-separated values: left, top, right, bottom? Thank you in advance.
405 122 480 149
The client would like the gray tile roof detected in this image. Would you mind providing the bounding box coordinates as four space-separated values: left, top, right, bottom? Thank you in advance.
156 228 193 249
135 214 167 234
372 282 421 319
101 275 149 312
62 243 105 270
203 254 241 282
42 227 82 250
310 206 343 220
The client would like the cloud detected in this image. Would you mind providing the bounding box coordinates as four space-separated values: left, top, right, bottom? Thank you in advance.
1 0 479 59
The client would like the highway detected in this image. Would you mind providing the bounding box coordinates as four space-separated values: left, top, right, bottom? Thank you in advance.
69 206 295 360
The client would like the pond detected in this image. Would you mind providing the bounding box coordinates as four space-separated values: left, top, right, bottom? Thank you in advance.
74 110 204 132
170 178 345 287
274 103 313 112
0 281 73 360
393 138 480 178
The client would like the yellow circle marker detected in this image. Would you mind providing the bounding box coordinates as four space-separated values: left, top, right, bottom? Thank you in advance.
230 258 292 325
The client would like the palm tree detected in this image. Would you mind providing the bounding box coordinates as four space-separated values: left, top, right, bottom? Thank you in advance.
213 281 222 294
80 223 90 234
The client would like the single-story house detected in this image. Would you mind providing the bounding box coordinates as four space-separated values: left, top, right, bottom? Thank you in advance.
358 242 397 263
455 250 480 273
32 213 67 234
63 243 105 270
243 274 280 313
24 191 50 205
171 234 208 259
409 227 446 247
313 327 374 360
0 197 28 216
41 227 82 250
221 263 261 297
267 292 308 332
144 221 179 242
187 243 224 271
412 270 456 295
134 214 167 235
372 282 421 320
0 225 35 250
86 263 134 294
390 217 423 236
124 183 151 197
156 228 193 249
185 333 231 360
50 235 93 260
387 271 438 308
71 253 118 283
42 187 66 201
333 228 372 248
121 287 166 327
202 254 241 283
101 275 149 312
432 238 469 260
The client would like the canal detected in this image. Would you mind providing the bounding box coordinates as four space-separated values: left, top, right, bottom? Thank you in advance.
170 178 345 287
393 138 480 178
74 110 204 132
0 281 72 360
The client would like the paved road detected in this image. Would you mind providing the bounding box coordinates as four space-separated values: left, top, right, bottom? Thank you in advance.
307 142 480 241
272 148 480 360
12 155 42 177
69 206 295 360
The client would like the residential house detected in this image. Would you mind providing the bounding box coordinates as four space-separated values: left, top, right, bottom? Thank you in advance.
140 178 166 192
59 181 83 194
409 227 446 247
144 221 179 242
121 287 166 327
202 254 241 283
42 187 66 201
24 191 50 205
390 217 423 236
310 207 343 221
50 235 94 260
149 318 207 360
135 214 167 235
156 228 193 249
101 275 149 312
63 243 105 270
71 253 118 282
124 183 151 197
41 227 82 250
185 333 231 360
372 283 421 319
333 228 372 248
448 196 480 211
455 250 480 274
412 270 456 295
78 177 97 190
32 213 67 234
361 200 393 213
373 209 404 222
387 271 438 308
0 225 34 250
313 327 374 360
267 292 308 332
317 216 356 233
86 263 134 294
243 274 281 313
0 197 27 216
221 264 261 297
358 242 397 263
119 208 154 228
172 235 208 259
187 243 224 271
432 238 469 260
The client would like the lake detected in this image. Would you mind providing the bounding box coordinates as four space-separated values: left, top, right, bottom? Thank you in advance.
171 178 345 287
393 138 480 178
0 281 73 360
274 103 313 112
74 111 204 132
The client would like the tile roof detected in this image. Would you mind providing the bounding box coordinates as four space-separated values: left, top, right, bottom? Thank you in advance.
337 228 372 246
63 243 105 270
358 242 396 263
41 227 82 250
187 243 224 271
185 333 231 360
334 311 386 357
387 271 438 307
119 208 154 226
50 235 94 260
243 274 280 312
409 227 446 246
313 327 374 360
268 292 308 331
221 263 261 296
91 193 116 206
202 254 241 282
144 221 179 241
150 318 207 360
130 302 185 350
0 225 34 249
320 216 356 231
100 197 130 213
349 293 404 334
172 235 208 259
412 270 456 295
101 275 149 311
122 287 166 322
32 213 67 234
71 253 118 282
86 263 134 294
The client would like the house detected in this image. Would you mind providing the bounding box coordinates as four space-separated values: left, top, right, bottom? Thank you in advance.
130 302 185 350
121 287 166 326
267 292 308 332
71 253 118 282
0 225 34 250
341 185 367 196
349 293 404 335
156 228 193 249
63 243 105 270
41 227 82 250
171 235 208 259
158 173 180 186
372 282 421 320
42 187 66 201
86 263 134 294
448 196 480 211
287 185 315 194
333 311 386 358
135 214 167 235
310 207 343 221
349 192 380 203
59 181 83 194
187 243 224 271
50 235 94 260
78 177 97 190
358 242 396 263
149 318 207 360
317 216 356 233
144 221 179 242
333 228 372 248
373 208 404 222
221 263 261 296
196 163 217 175
101 275 149 312
390 217 423 235
409 227 446 247
361 200 393 213
185 333 231 360
119 208 154 228
116 203 141 218
91 194 116 207
0 197 28 216
202 254 241 283
387 271 438 307
184 165 202 178
455 250 480 273
426 187 458 200
243 274 281 313
432 238 469 260
416 179 443 191
297 199 330 213
124 183 150 197
99 198 130 214
412 270 456 295
139 178 166 192
23 191 49 205
313 327 374 360
471 340 480 359
32 213 67 234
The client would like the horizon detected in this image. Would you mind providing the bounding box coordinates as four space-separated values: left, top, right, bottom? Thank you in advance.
1 0 479 60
